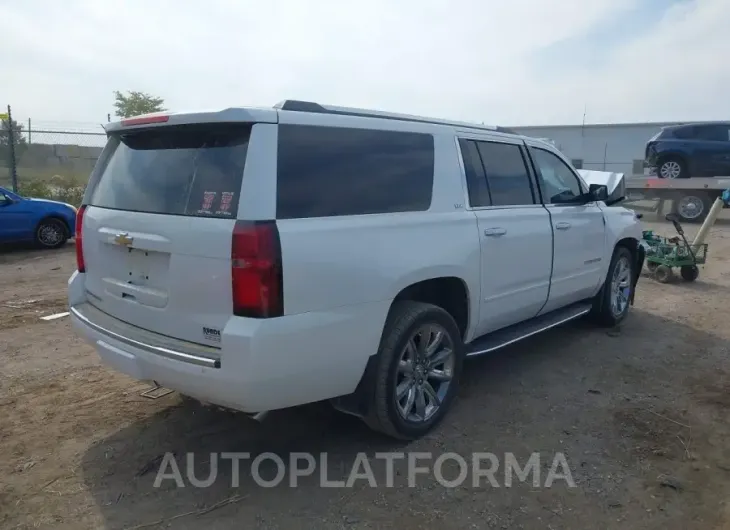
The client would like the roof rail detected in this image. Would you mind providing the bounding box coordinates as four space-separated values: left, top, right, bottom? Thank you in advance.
274 99 518 135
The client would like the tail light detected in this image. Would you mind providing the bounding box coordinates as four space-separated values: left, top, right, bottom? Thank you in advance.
645 141 656 159
231 221 283 318
75 205 87 272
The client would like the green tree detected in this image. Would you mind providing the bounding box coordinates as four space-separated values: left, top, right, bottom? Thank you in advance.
0 118 27 163
113 90 166 118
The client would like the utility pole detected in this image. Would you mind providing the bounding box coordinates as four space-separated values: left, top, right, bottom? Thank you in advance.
6 105 18 192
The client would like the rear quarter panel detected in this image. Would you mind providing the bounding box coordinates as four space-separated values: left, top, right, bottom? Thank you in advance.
654 140 702 171
277 211 480 315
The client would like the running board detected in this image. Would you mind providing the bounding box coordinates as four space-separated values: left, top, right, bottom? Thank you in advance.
465 301 593 357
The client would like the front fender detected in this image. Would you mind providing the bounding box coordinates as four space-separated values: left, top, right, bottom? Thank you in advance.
34 203 77 233
602 201 643 241
599 206 643 281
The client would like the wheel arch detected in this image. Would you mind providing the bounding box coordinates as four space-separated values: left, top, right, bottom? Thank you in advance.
595 233 642 297
388 276 471 342
330 274 472 419
35 214 71 238
656 150 687 165
615 236 639 257
656 151 689 177
614 236 644 304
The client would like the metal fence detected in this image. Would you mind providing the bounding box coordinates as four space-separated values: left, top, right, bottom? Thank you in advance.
1 115 106 195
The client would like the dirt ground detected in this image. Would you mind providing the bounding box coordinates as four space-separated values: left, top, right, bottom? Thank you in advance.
2 212 730 530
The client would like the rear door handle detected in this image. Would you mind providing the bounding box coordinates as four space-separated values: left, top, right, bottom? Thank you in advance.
555 222 571 230
484 227 507 237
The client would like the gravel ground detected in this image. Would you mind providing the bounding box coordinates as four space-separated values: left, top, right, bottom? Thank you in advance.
2 212 730 530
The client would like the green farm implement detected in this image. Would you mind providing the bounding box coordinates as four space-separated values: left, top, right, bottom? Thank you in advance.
642 213 708 283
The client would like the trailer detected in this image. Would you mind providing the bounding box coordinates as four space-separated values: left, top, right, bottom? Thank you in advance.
624 176 730 223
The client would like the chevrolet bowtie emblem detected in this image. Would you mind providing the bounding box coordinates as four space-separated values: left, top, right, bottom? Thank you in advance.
114 233 134 246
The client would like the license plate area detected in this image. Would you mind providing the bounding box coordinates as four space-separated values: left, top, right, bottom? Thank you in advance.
123 247 158 287
100 246 171 308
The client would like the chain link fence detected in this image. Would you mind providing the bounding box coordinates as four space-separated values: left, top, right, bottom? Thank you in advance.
1 118 106 205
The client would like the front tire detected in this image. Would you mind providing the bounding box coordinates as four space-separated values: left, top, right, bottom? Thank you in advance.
35 218 69 249
654 264 674 283
363 301 464 440
590 246 634 327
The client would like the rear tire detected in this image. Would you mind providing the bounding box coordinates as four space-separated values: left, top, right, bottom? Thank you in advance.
657 156 687 179
672 191 712 223
35 218 69 249
363 301 464 440
590 246 634 327
680 265 699 282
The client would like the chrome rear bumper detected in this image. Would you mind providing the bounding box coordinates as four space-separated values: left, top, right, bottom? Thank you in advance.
70 304 221 368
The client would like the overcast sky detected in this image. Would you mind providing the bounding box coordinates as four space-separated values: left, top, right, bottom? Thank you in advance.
2 0 729 127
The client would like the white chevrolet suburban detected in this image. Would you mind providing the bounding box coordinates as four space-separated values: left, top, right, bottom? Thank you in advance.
68 100 645 440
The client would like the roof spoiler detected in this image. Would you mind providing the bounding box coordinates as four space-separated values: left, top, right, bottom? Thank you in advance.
105 108 277 133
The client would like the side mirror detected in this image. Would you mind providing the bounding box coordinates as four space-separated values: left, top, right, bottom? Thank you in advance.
588 183 609 202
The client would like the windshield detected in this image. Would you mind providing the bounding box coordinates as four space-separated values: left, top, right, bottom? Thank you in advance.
88 124 250 218
0 188 21 200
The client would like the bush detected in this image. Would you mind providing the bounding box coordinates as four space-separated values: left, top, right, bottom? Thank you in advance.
17 179 53 199
18 176 86 207
56 185 85 207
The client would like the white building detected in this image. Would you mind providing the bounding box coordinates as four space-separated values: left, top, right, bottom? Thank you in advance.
510 121 688 176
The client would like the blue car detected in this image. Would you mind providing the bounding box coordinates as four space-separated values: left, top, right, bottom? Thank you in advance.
0 186 77 248
644 122 730 179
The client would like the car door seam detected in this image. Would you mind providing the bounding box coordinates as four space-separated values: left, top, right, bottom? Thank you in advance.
536 205 554 316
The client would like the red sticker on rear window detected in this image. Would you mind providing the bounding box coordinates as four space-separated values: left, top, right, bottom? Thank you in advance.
198 191 216 214
216 192 235 215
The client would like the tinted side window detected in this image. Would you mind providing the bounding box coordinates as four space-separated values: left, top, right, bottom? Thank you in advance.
475 141 535 206
276 125 434 219
694 125 729 142
458 139 491 207
530 148 584 204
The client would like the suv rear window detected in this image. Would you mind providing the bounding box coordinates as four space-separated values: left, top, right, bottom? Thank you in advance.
276 125 434 219
88 125 250 218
